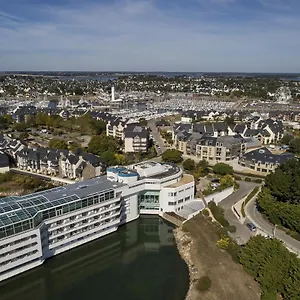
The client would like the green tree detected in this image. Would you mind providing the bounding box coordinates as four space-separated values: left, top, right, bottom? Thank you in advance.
88 134 120 165
281 134 293 145
239 235 300 300
220 174 234 188
196 159 210 176
224 116 235 127
88 134 119 155
48 138 68 150
139 118 147 127
161 149 183 163
212 163 233 175
289 137 300 154
13 122 29 132
182 158 195 171
19 132 29 140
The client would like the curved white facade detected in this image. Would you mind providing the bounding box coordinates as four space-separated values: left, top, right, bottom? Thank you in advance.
0 162 194 282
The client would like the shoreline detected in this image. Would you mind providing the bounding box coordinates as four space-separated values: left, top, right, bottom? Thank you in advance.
173 215 261 300
174 226 197 300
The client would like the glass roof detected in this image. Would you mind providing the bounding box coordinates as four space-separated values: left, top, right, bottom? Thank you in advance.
0 193 80 228
0 175 121 229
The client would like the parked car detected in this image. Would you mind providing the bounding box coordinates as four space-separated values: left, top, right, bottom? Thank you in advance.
246 222 257 232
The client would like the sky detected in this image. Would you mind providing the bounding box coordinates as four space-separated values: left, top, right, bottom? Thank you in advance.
0 0 299 72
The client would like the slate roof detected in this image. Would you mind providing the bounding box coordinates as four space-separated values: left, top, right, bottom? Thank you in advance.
124 125 149 139
0 152 9 168
241 147 295 165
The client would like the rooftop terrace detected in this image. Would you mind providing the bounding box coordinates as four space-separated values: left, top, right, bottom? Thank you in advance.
166 174 194 188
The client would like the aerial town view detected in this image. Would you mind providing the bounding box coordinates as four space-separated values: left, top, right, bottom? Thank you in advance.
0 1 300 300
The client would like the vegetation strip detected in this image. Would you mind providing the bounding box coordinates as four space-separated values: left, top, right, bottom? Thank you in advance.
241 186 260 218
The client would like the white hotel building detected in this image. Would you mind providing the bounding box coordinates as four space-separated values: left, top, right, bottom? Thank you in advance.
0 161 196 282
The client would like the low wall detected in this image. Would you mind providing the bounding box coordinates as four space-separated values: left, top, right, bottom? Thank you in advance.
204 186 234 205
162 212 184 226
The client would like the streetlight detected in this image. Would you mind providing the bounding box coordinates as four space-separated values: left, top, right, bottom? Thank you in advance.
273 224 277 238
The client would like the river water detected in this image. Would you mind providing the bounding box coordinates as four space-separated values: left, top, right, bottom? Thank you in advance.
0 216 189 300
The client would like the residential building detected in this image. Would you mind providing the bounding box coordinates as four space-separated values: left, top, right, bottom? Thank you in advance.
12 106 37 123
173 122 246 162
124 124 149 153
106 118 127 140
186 135 246 161
0 161 195 282
238 147 294 173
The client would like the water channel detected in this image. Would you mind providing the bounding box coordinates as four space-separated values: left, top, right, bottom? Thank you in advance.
0 216 189 300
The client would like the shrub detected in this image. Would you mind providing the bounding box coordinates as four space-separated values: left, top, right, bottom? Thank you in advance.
216 237 230 249
244 177 252 182
241 202 246 218
287 230 300 241
208 202 229 227
234 181 240 190
254 178 263 184
213 163 233 175
245 187 260 205
202 209 209 216
196 276 212 292
233 175 242 181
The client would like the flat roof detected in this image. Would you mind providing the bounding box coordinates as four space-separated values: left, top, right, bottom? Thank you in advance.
147 164 181 180
0 176 125 228
166 174 194 188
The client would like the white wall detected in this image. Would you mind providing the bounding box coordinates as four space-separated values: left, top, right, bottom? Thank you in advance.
124 137 134 152
160 181 194 213
204 186 234 205
0 166 9 173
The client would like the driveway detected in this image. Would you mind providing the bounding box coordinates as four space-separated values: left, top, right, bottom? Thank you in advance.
148 119 166 155
218 181 258 244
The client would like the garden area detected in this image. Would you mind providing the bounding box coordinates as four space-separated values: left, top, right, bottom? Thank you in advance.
0 172 55 196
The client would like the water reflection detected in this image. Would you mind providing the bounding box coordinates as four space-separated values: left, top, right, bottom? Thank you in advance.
0 216 189 300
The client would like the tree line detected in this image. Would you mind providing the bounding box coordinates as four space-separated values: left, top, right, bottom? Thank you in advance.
239 236 300 300
258 159 300 234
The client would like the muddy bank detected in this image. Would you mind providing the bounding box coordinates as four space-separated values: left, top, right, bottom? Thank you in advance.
174 228 196 300
174 215 261 300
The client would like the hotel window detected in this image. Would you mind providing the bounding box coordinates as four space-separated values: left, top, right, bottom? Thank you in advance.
87 197 93 206
168 201 176 205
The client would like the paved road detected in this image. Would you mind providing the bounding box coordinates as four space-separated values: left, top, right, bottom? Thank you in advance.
148 119 166 155
246 195 300 255
219 181 258 244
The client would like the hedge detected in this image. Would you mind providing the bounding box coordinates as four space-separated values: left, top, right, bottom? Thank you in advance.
241 186 260 217
208 202 229 227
